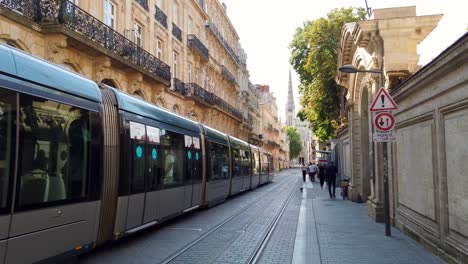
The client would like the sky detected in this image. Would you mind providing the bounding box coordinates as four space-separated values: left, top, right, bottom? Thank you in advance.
221 0 468 122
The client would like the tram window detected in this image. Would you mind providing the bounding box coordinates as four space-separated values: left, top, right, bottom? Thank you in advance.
232 148 240 178
0 89 16 212
190 137 202 183
161 130 184 186
252 151 260 176
16 95 91 207
129 122 146 194
207 141 228 181
241 150 251 177
146 125 162 191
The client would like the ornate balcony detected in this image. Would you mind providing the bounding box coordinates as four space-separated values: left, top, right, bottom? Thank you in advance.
155 6 167 29
206 21 240 66
184 83 242 120
0 0 171 84
135 0 148 11
173 78 186 95
172 22 182 42
221 65 237 86
187 34 209 61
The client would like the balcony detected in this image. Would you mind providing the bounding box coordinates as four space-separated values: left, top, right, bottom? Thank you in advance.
155 6 167 29
172 22 182 42
221 65 237 86
185 83 215 105
135 0 148 11
207 21 240 66
0 0 171 84
173 78 186 95
187 34 209 61
182 83 242 120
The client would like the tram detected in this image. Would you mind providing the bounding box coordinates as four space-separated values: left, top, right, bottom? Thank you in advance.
0 44 274 263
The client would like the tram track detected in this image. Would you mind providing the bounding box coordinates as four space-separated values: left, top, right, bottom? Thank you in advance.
160 173 299 264
247 178 300 264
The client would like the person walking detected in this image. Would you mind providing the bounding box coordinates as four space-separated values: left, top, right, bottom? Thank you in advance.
309 162 317 182
318 163 326 188
301 163 307 182
326 161 338 199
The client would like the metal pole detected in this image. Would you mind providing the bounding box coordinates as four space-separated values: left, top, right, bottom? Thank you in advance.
381 71 391 236
383 141 390 236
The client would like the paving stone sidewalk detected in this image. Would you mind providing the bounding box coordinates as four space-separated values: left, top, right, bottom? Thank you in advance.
293 180 446 264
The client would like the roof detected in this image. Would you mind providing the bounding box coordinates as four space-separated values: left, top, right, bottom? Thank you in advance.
111 88 200 133
0 44 102 102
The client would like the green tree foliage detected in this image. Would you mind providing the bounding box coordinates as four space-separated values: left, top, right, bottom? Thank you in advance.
290 7 366 141
285 126 302 159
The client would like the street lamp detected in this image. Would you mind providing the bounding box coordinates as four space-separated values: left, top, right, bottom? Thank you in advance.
338 63 391 236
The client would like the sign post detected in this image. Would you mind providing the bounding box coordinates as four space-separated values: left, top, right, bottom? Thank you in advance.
370 87 398 236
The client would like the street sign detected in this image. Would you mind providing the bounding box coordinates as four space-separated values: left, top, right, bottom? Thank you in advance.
373 131 396 142
373 112 395 132
370 87 398 112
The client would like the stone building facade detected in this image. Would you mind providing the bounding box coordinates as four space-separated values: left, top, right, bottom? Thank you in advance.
0 0 250 140
336 6 468 263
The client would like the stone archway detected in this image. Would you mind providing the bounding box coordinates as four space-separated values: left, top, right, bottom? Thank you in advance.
101 78 119 88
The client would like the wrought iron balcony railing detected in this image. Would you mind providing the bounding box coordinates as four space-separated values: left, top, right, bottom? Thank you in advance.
185 83 215 105
187 34 209 61
207 21 240 65
173 78 186 95
155 5 167 29
221 65 237 85
172 22 182 42
0 0 171 83
135 0 148 11
183 83 242 120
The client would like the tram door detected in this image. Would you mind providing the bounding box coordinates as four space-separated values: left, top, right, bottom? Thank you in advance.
183 136 202 209
125 122 147 229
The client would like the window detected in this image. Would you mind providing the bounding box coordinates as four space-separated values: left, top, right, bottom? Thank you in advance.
207 141 229 181
17 94 91 207
134 22 142 47
232 148 240 178
156 39 163 60
0 89 16 212
161 130 184 185
129 122 146 193
172 51 178 78
104 0 116 29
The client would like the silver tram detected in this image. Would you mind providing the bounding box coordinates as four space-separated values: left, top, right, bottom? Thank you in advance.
0 44 274 263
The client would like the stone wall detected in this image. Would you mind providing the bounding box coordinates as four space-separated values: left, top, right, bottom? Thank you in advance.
391 33 468 264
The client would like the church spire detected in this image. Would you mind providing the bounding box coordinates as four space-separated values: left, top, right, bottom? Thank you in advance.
285 69 295 126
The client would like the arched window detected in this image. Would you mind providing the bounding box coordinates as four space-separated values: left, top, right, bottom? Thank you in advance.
172 105 180 114
133 90 145 100
101 79 118 88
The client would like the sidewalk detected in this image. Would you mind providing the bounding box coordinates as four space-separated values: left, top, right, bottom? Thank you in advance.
292 180 446 264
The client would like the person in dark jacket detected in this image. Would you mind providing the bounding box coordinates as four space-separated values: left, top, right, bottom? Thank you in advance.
326 162 338 199
318 163 326 189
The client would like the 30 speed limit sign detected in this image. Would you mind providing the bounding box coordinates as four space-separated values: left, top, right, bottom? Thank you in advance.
373 112 395 132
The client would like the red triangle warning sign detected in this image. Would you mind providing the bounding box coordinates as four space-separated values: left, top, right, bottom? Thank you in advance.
370 87 398 112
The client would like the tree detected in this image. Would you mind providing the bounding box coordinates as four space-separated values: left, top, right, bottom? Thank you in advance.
289 7 366 141
285 126 302 159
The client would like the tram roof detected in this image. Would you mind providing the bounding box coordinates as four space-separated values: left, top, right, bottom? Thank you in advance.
202 125 228 145
229 136 249 150
111 88 200 132
0 44 102 103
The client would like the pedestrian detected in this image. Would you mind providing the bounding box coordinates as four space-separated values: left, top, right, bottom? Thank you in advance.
326 161 338 199
318 163 326 188
301 163 307 182
309 162 317 182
